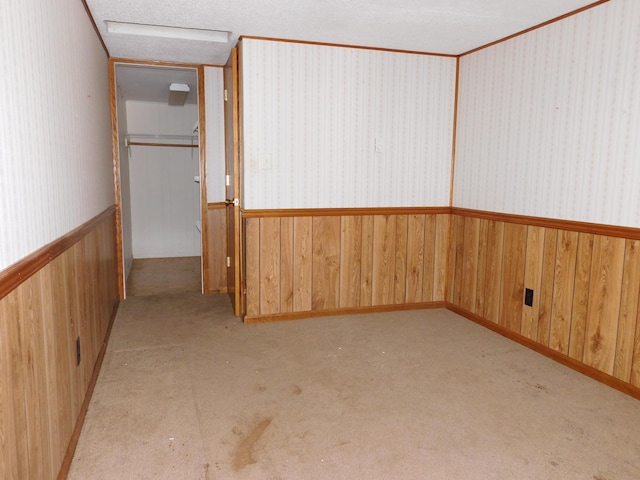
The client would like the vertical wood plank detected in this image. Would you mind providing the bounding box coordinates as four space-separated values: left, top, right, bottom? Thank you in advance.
206 207 227 291
521 226 545 340
584 235 626 375
312 216 341 310
460 217 480 312
372 215 397 305
549 230 578 354
537 229 558 346
260 218 281 315
615 239 640 382
0 293 20 479
475 219 489 315
433 214 449 302
293 217 313 312
244 218 260 316
405 215 425 303
394 215 408 304
360 216 374 307
631 278 640 387
499 223 527 333
280 217 294 313
445 215 458 303
568 233 594 361
421 215 436 303
339 216 362 308
452 216 466 306
484 221 504 323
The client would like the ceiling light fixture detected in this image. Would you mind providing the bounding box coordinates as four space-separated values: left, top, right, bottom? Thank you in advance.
106 21 230 43
169 83 190 106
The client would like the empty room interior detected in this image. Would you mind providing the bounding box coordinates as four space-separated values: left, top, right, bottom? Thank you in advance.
2 0 640 478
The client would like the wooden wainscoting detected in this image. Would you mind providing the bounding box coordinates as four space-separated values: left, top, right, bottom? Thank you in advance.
206 202 227 293
0 208 119 479
448 209 640 397
243 208 450 322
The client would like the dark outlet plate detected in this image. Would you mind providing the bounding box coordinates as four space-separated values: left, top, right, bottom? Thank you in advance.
76 336 81 366
524 288 534 307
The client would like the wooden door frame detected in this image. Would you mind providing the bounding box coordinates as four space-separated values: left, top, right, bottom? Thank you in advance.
108 58 207 298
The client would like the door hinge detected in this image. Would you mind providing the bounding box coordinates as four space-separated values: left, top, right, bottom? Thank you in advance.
226 256 231 268
224 89 228 101
225 174 230 186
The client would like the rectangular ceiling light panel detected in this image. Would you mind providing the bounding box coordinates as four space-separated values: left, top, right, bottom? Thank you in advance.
106 21 230 43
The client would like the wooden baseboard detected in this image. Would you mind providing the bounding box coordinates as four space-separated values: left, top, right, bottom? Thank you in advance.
446 303 640 401
244 302 447 324
57 300 120 480
206 288 229 294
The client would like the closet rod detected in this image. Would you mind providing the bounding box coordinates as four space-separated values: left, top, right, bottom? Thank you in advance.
127 141 199 148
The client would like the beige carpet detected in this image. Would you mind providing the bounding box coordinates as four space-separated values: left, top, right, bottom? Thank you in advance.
126 257 201 297
68 293 640 479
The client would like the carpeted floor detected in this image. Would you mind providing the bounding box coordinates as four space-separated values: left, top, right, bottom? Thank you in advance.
126 257 201 297
68 293 640 479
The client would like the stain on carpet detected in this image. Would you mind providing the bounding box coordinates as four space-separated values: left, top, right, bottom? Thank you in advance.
231 417 272 471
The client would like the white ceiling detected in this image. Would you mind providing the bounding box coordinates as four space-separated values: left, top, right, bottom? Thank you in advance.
115 64 198 105
101 0 604 104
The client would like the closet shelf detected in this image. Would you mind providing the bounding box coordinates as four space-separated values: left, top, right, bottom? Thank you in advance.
125 133 199 148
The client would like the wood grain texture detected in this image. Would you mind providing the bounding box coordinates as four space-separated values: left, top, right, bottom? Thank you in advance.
584 235 625 375
521 226 545 340
0 210 118 480
452 216 466 306
244 218 260 317
474 219 489 315
460 217 480 312
292 217 312 312
206 206 227 292
339 217 362 308
360 216 374 307
483 221 504 324
260 218 281 314
615 240 640 382
568 233 594 361
372 215 397 306
632 284 640 387
394 215 408 304
311 216 341 310
405 215 425 303
445 215 459 303
549 230 578 355
499 223 526 333
537 229 558 346
434 214 450 302
420 215 435 303
280 218 294 313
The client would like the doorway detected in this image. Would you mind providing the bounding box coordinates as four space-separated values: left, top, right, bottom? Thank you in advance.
112 62 203 297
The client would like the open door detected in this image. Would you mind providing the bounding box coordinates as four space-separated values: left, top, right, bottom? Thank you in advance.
224 48 243 316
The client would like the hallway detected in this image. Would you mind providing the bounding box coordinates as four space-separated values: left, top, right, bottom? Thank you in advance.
67 294 640 479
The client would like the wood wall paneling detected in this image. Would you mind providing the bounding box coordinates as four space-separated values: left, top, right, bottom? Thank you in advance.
567 232 594 361
394 215 409 304
292 217 312 312
474 219 489 315
433 214 449 302
521 226 545 340
499 223 526 333
372 215 397 306
339 216 362 308
360 216 374 307
280 217 294 313
583 235 625 375
537 228 558 345
0 211 118 479
460 217 480 313
244 218 260 317
406 215 425 304
311 216 341 310
616 239 640 382
549 230 579 355
206 205 228 292
483 220 504 324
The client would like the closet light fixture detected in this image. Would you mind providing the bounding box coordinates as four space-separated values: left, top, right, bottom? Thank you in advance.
169 83 190 106
106 21 230 43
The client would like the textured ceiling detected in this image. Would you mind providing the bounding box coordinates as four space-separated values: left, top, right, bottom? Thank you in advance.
101 0 604 104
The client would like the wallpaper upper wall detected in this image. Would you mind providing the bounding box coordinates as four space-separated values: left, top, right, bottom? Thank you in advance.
204 67 226 203
241 39 457 209
0 0 113 271
454 0 640 227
